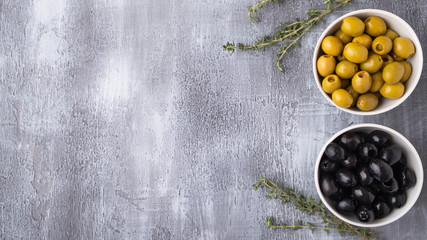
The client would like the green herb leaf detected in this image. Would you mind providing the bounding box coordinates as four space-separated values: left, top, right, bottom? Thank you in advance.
224 0 353 72
248 0 281 23
254 177 381 239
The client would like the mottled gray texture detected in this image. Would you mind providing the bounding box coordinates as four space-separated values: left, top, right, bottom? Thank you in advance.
1 0 427 239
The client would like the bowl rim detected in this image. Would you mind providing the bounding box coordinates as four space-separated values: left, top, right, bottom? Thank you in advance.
314 123 424 227
312 9 424 116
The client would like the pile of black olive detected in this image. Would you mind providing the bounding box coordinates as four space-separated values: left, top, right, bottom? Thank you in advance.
319 130 416 223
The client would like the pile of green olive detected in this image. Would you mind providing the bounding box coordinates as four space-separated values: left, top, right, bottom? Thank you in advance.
317 16 415 111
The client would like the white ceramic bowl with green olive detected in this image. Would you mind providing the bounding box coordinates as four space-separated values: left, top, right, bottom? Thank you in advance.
313 9 423 115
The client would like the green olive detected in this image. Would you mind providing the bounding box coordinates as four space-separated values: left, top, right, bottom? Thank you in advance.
369 72 384 92
346 86 360 107
322 74 342 94
341 79 350 89
400 61 412 83
317 55 336 77
380 82 405 99
390 51 405 62
384 29 399 41
343 42 368 63
360 52 383 73
341 16 365 37
321 36 344 56
332 89 353 108
334 29 353 45
337 54 347 61
352 71 372 94
373 92 381 99
364 16 387 37
382 62 404 84
335 60 358 79
352 34 372 49
372 36 392 55
393 37 415 59
381 54 394 70
357 93 379 111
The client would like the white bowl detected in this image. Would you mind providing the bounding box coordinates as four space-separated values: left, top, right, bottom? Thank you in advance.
314 123 423 227
313 9 423 115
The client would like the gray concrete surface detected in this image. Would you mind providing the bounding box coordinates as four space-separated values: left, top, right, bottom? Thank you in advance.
1 0 427 239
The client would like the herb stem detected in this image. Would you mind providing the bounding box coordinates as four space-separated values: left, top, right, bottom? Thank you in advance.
232 0 349 51
224 0 353 71
275 21 314 71
248 0 280 23
254 177 381 240
268 222 354 231
267 221 381 237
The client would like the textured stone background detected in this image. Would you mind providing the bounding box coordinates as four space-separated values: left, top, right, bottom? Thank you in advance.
1 0 427 239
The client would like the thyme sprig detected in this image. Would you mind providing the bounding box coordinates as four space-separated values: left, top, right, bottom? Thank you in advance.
254 177 381 239
224 0 352 72
248 0 280 23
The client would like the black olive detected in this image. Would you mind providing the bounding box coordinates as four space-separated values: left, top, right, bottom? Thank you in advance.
369 179 382 193
352 186 376 205
349 197 360 214
341 152 359 169
392 155 407 173
358 143 378 162
398 153 407 166
372 200 391 219
335 168 357 188
378 144 402 166
392 162 405 174
367 130 391 148
339 132 362 152
387 190 407 208
336 198 356 215
375 194 387 203
320 175 340 197
356 205 375 223
319 158 340 173
355 131 369 143
348 193 360 214
330 187 351 201
369 158 393 182
380 178 398 193
356 165 373 186
396 167 416 190
325 143 348 161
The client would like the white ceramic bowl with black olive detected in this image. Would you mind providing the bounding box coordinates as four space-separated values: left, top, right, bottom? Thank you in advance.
314 123 423 227
312 9 423 115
